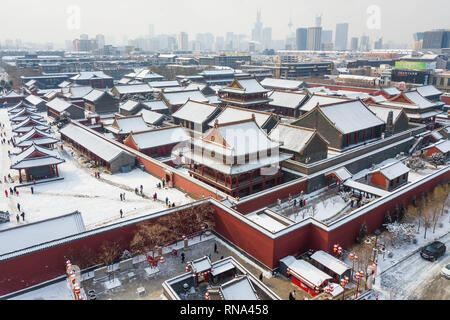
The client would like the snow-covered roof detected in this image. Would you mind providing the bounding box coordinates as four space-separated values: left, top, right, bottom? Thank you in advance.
0 212 86 256
162 90 209 106
220 276 258 300
425 139 450 153
317 100 385 134
325 167 353 182
371 161 410 180
114 84 153 95
214 119 279 156
172 100 219 125
61 86 93 99
191 256 212 274
310 250 351 276
369 95 387 103
71 71 113 81
260 78 304 90
343 179 390 197
268 91 308 109
143 99 169 111
200 69 234 76
12 117 48 130
282 257 332 288
24 95 45 106
208 106 272 128
430 131 443 141
401 91 437 109
15 128 56 144
11 144 64 169
2 90 24 98
113 115 149 134
138 109 165 125
207 95 220 105
60 123 135 162
222 78 269 94
415 85 442 98
269 123 324 153
149 80 180 88
128 126 190 150
46 97 73 113
368 105 404 124
382 87 401 96
210 260 235 277
133 69 164 80
83 89 107 103
119 100 142 113
246 212 288 233
300 95 351 112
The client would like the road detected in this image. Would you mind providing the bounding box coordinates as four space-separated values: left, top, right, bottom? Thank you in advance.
377 232 450 300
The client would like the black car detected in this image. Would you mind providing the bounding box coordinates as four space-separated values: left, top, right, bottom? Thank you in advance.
420 241 446 261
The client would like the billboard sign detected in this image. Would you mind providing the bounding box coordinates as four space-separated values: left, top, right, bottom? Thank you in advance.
395 61 427 71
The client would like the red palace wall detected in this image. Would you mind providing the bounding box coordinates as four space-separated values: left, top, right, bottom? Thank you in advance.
236 179 308 214
0 168 448 297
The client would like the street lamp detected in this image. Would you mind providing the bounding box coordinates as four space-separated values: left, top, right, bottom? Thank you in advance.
340 276 349 300
325 286 334 300
355 270 364 299
349 253 358 279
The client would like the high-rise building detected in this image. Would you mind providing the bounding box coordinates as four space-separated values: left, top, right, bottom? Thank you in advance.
296 28 308 50
321 30 333 44
350 37 359 51
148 24 155 38
374 37 383 50
360 35 370 51
335 23 349 51
96 34 105 49
307 27 322 51
262 27 272 49
413 32 425 50
80 34 89 40
315 14 322 28
251 9 263 43
177 32 189 51
422 29 449 49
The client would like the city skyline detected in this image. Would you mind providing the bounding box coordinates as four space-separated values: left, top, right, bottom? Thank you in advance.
1 0 449 48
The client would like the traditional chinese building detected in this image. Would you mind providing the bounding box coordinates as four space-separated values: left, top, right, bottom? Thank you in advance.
83 89 119 115
104 114 150 142
292 100 385 151
179 117 292 197
10 144 65 183
268 90 309 118
172 100 221 133
367 161 410 191
13 128 59 150
269 123 329 164
11 117 50 135
218 77 272 111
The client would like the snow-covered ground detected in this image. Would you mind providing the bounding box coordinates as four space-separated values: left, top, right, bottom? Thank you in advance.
0 109 194 232
9 279 74 300
246 211 289 233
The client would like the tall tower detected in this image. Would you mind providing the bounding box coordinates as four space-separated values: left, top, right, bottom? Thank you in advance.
252 9 263 43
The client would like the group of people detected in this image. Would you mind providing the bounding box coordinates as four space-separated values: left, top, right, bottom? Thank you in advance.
134 185 144 196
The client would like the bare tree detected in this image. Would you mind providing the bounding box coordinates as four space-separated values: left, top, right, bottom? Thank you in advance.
95 241 122 280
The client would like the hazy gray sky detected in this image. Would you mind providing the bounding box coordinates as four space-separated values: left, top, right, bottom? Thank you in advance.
1 0 449 45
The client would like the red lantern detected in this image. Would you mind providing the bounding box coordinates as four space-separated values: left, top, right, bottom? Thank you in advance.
329 286 334 293
349 253 354 261
286 268 290 276
344 276 349 285
74 285 80 295
338 247 342 254
355 273 360 280
185 266 189 272
333 244 338 253
160 256 165 264
354 255 358 262
205 292 210 300
340 279 345 287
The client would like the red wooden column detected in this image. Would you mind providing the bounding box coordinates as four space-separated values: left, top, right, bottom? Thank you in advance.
56 165 59 177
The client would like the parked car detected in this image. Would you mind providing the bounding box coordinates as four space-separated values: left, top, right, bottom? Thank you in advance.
420 241 446 261
441 264 450 279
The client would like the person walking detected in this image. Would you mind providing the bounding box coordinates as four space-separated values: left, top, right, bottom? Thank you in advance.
122 193 125 201
9 187 13 194
4 190 8 197
165 197 169 206
16 190 19 197
259 273 263 282
214 243 218 253
208 253 212 260
140 185 143 194
181 252 185 263
20 212 25 221
289 290 296 300
120 193 123 201
31 186 34 194
16 214 19 223
17 203 20 211
120 209 123 218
